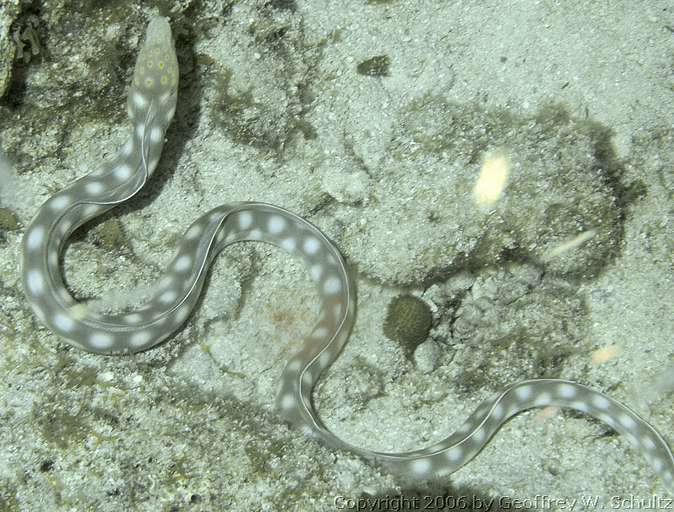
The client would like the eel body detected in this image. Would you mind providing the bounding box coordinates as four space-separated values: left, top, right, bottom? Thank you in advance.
21 17 674 490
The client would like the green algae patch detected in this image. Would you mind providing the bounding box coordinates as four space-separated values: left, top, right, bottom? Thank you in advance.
335 98 630 286
0 207 20 231
37 404 90 450
94 218 128 251
449 264 589 394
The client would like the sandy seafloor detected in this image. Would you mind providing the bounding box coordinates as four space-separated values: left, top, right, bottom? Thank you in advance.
0 0 672 510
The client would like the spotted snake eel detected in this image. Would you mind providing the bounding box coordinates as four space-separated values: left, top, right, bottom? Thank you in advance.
20 17 673 490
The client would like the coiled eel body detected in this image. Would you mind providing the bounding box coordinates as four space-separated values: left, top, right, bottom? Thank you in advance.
20 17 674 490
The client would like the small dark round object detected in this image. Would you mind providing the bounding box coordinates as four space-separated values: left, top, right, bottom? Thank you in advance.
383 295 432 352
39 460 54 472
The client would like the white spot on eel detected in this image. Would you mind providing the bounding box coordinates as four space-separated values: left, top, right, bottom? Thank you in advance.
49 195 72 211
114 164 133 180
19 16 674 492
26 226 45 251
85 181 105 195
